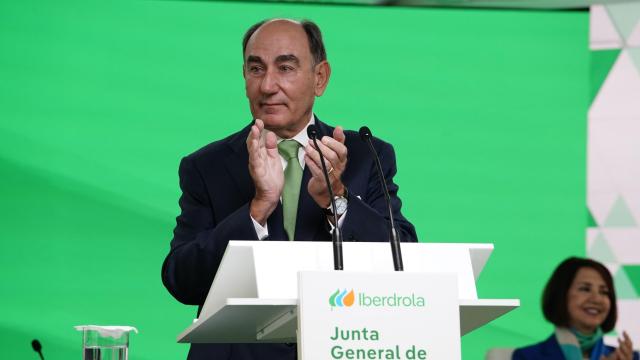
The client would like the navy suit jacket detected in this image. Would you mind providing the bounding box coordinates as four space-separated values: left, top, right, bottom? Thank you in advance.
161 118 418 360
513 334 639 360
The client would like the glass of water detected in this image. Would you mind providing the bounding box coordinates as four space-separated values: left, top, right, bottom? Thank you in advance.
75 325 137 360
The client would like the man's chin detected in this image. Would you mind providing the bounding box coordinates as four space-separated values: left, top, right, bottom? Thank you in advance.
256 114 308 138
259 115 290 130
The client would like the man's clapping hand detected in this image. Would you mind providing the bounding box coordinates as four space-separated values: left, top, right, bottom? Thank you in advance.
247 119 284 225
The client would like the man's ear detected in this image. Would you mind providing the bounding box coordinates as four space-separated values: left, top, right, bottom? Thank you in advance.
314 61 331 97
242 63 247 80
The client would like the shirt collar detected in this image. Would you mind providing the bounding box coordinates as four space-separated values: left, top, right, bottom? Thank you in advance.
277 112 315 147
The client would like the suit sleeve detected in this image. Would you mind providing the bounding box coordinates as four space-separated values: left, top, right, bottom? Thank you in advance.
511 348 527 360
341 141 417 243
161 155 258 305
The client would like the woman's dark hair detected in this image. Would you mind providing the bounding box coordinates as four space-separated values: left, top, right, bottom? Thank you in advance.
542 257 617 332
241 19 327 66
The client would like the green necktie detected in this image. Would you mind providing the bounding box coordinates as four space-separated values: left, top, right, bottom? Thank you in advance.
278 140 302 241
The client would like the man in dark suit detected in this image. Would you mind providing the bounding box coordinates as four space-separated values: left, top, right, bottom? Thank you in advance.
161 18 417 360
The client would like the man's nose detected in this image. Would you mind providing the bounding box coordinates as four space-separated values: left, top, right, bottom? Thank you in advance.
260 68 279 94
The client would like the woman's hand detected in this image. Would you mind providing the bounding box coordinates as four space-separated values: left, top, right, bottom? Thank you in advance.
601 331 634 360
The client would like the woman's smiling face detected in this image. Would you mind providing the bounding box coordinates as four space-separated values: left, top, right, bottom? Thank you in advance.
567 267 611 334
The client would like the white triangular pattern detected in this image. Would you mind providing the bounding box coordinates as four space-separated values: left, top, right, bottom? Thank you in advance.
587 133 619 193
629 21 640 47
605 263 621 276
614 267 639 299
607 2 640 42
600 228 640 263
589 119 640 193
588 192 618 227
630 48 640 74
589 232 617 262
587 228 599 249
590 5 623 50
604 196 638 226
623 192 640 227
616 301 640 347
589 51 640 120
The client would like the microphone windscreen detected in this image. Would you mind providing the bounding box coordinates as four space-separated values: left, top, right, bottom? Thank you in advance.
359 126 372 141
31 340 42 352
307 124 318 139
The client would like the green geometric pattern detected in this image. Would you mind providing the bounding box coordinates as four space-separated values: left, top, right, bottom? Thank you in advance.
630 48 640 74
623 265 640 295
589 3 640 341
613 267 639 299
607 2 640 40
588 232 617 263
590 49 621 103
604 196 637 227
587 207 598 228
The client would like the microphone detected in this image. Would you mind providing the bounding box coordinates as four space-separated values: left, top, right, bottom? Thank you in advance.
307 124 344 271
359 126 404 271
31 339 44 360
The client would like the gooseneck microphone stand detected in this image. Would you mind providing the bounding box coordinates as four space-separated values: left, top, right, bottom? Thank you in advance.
307 125 344 271
359 126 404 271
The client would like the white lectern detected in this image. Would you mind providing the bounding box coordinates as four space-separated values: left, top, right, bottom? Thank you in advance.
177 241 519 358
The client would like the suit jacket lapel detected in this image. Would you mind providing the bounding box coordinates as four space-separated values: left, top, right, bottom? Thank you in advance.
314 118 333 139
293 167 323 241
223 124 253 204
543 335 563 358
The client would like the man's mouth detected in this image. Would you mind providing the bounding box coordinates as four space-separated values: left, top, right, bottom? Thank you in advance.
261 103 286 114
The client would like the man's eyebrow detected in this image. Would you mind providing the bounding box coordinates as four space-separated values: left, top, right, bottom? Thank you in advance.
246 55 263 63
275 54 299 65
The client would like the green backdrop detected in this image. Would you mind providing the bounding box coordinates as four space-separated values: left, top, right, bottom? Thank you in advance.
0 1 588 359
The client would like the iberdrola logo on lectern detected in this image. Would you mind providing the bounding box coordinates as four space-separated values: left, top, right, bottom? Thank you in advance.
329 289 355 307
